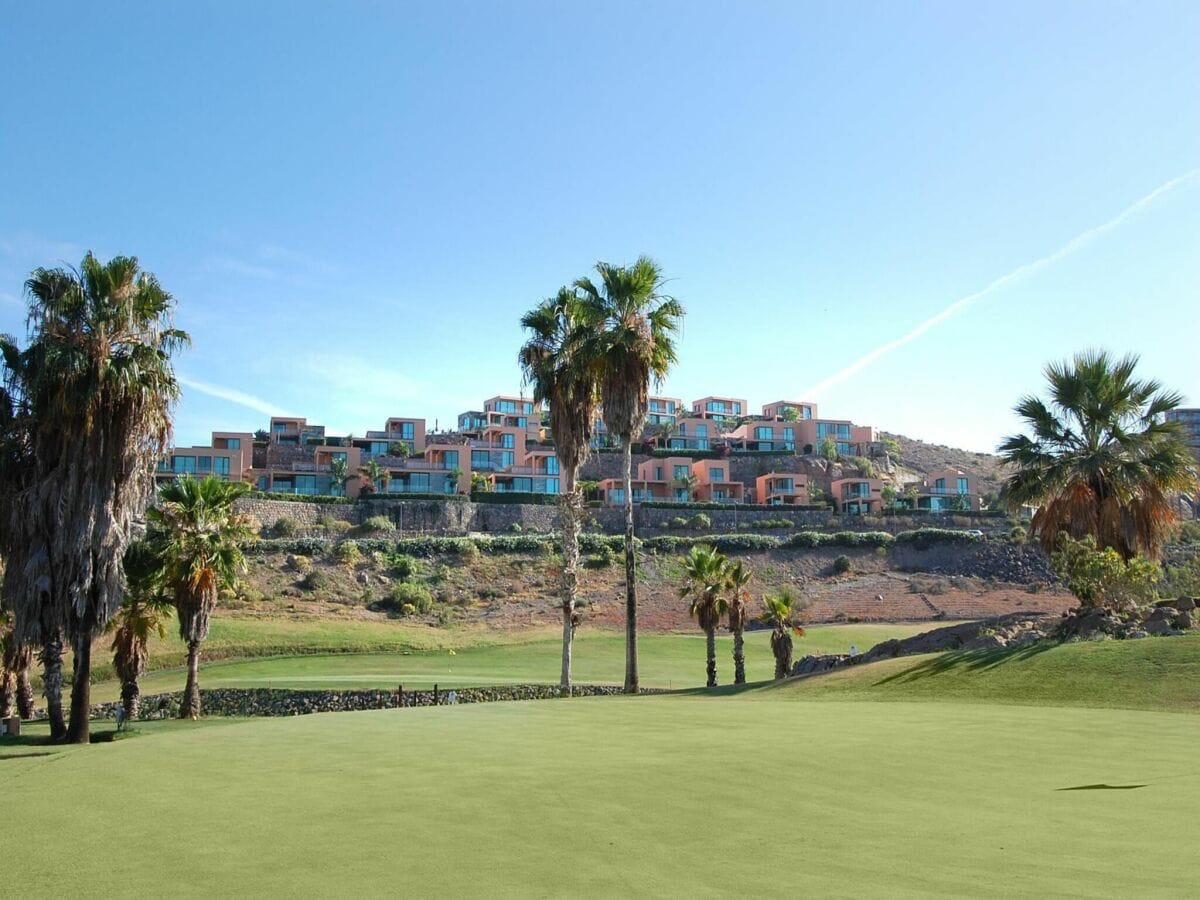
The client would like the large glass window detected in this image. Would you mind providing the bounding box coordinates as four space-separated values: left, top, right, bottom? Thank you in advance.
513 477 532 492
935 478 946 492
400 422 415 440
471 450 492 470
213 457 230 476
957 477 969 494
783 427 794 441
296 475 318 495
197 456 212 470
410 473 430 490
501 433 515 449
545 478 559 494
443 450 459 470
497 400 516 413
173 456 196 474
499 451 515 469
696 424 708 437
370 441 389 455
545 456 558 474
710 467 725 482
755 426 773 440
673 465 690 480
226 438 241 449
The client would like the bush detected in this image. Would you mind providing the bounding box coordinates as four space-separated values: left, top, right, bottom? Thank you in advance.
470 491 555 505
273 516 302 537
316 515 352 533
578 533 627 554
332 540 362 565
1176 521 1200 545
668 516 688 529
286 554 312 573
893 528 983 550
748 518 795 529
388 553 421 579
249 491 352 505
1010 525 1027 544
508 522 523 533
583 546 617 569
359 515 396 533
783 531 894 549
375 581 434 615
687 513 712 531
300 570 331 592
833 554 852 575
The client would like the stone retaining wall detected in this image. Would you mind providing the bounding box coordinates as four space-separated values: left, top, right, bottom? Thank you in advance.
83 684 665 720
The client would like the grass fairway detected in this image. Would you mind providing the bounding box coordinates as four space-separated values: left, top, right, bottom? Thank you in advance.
89 623 927 700
3 695 1198 896
760 632 1200 712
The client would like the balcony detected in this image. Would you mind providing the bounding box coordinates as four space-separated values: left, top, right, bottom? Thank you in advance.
291 462 333 473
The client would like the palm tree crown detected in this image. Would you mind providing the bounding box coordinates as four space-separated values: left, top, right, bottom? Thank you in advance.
998 350 1197 559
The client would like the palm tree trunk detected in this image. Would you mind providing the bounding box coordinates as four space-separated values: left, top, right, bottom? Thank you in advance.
558 468 581 693
41 633 66 741
0 667 13 719
621 436 639 694
180 639 202 719
65 630 93 743
705 625 717 688
16 649 35 719
122 677 140 721
733 627 746 684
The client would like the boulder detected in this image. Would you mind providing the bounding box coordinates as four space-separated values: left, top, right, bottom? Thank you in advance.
1177 610 1194 630
1144 618 1174 636
964 634 1008 651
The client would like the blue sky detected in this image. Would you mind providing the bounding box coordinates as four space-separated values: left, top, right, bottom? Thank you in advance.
1 1 1196 452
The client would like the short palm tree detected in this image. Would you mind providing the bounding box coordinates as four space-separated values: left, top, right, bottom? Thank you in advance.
330 456 350 496
0 253 187 742
998 351 1198 560
576 257 684 693
674 472 700 501
761 590 805 679
680 544 730 687
724 560 754 684
148 475 253 718
359 459 389 494
107 540 173 721
519 288 597 691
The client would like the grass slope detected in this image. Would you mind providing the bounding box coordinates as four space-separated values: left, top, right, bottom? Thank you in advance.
762 632 1200 712
88 623 928 700
3 697 1198 896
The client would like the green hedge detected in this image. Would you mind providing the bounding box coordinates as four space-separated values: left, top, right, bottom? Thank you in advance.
893 528 984 549
470 491 557 505
358 493 467 503
247 491 353 505
783 531 895 548
643 533 783 553
642 501 825 512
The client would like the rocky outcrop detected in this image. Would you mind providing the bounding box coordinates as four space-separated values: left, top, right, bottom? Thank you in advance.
1054 598 1199 642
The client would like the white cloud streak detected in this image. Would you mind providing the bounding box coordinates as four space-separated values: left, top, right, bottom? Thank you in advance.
178 375 291 418
803 169 1200 398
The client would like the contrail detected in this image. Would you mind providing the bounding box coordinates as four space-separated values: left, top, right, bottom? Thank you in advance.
178 374 291 418
802 169 1200 398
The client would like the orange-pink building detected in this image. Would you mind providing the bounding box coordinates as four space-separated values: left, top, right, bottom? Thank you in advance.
690 395 748 426
597 456 742 505
760 400 817 421
754 472 810 505
831 477 884 514
910 469 980 512
158 431 254 482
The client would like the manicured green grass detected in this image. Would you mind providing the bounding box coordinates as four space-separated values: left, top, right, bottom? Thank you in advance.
88 623 928 700
759 632 1200 712
3 696 1198 896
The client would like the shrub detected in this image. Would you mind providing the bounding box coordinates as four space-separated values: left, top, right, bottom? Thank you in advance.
388 553 421 579
783 531 894 549
316 515 352 532
508 522 523 533
833 554 852 575
583 546 617 569
893 528 982 550
358 515 396 533
578 533 626 554
249 491 352 505
687 513 712 531
332 540 362 565
375 581 434 615
286 554 312 573
300 570 331 592
668 516 688 529
273 516 302 537
1176 521 1200 545
1010 525 1027 544
1051 535 1160 612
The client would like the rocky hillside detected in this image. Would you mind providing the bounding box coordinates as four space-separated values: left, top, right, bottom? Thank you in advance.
879 432 1006 500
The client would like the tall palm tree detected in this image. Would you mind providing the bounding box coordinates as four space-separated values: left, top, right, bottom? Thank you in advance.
0 609 15 719
680 544 729 688
998 351 1198 560
518 288 597 691
148 475 253 719
760 590 805 679
330 456 350 496
107 540 173 721
576 256 684 694
724 560 754 684
0 253 187 742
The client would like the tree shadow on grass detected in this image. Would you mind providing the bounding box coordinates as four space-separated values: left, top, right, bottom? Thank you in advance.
1056 783 1146 791
871 641 1057 686
672 681 771 698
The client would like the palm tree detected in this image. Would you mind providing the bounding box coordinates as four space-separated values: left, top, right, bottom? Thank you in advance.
680 545 729 688
148 475 253 719
576 256 684 693
0 253 187 742
330 456 350 496
724 560 754 684
0 609 15 719
673 472 700 501
519 288 597 691
358 459 388 494
998 351 1198 560
761 590 805 679
107 541 172 721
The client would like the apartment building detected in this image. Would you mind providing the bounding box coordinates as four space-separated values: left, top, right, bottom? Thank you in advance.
754 472 810 505
831 477 884 514
690 395 748 426
908 469 980 512
760 400 817 421
1166 409 1200 456
596 456 743 505
157 431 254 482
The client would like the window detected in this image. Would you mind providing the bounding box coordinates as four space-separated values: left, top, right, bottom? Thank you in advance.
443 450 459 470
273 422 286 432
400 422 415 440
696 424 708 437
471 450 492 470
674 488 689 500
517 417 527 429
410 473 430 490
226 438 241 449
783 427 794 441
710 467 725 482
957 477 969 494
523 402 533 414
935 478 946 492
755 426 773 440
331 452 347 464
370 441 389 455
544 478 559 494
733 402 741 414
173 456 196 473
197 456 212 470
499 451 515 469
257 476 269 491
655 466 663 480
213 457 230 476
608 488 625 503
673 465 690 481
501 433 515 449
513 477 532 492
545 456 558 475
296 475 318 495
